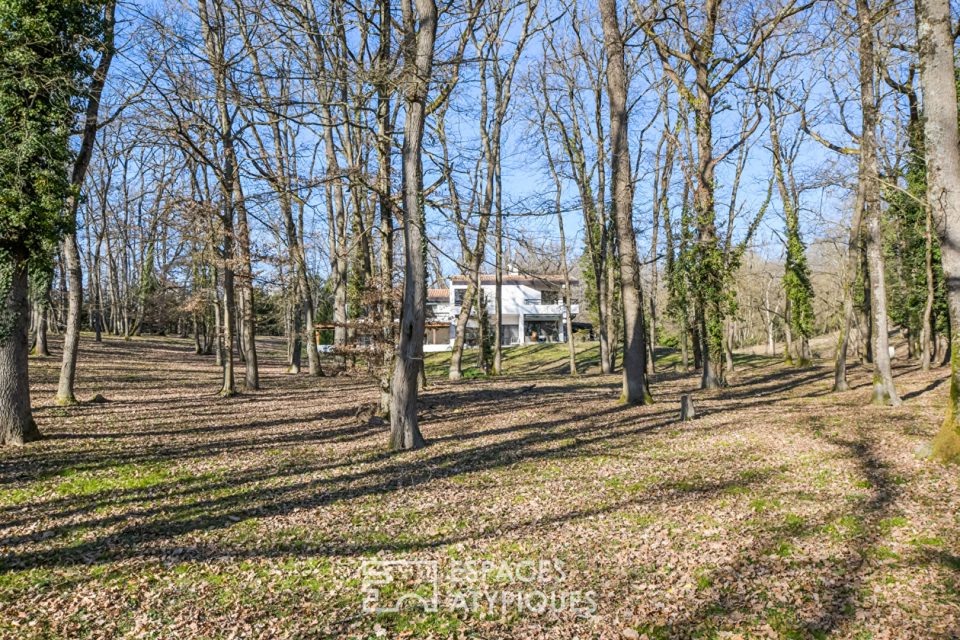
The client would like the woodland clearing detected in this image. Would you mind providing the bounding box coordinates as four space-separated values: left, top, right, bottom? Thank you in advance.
0 336 957 639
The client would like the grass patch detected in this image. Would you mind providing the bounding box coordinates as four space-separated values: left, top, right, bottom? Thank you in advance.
0 463 181 508
0 567 60 595
750 497 782 513
53 464 177 497
783 513 806 533
910 536 945 548
766 605 826 639
424 341 680 379
630 514 657 529
694 567 713 590
605 475 654 494
824 515 864 541
871 546 900 561
878 516 908 534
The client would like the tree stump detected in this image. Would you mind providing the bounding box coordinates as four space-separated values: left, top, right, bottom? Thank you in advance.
679 394 696 421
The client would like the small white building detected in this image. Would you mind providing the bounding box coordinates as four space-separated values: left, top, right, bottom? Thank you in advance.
423 273 580 352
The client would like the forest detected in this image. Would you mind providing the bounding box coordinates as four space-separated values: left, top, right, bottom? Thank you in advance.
1 0 960 637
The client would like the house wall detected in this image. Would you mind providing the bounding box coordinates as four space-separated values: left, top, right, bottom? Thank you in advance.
449 283 577 317
447 282 579 346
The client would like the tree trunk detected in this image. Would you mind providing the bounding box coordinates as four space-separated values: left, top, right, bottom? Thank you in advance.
649 190 661 375
56 257 66 331
598 262 612 373
32 297 50 357
194 316 203 356
92 250 102 344
214 287 223 365
0 260 41 445
680 316 689 369
650 124 676 375
833 182 865 391
54 1 115 405
558 203 577 376
724 319 735 372
449 279 477 380
234 185 259 390
220 258 237 396
288 289 302 374
539 86 577 376
104 223 118 336
920 201 935 371
699 310 719 387
859 248 873 363
865 209 901 404
915 0 960 459
475 286 487 373
55 232 83 405
494 173 504 375
605 232 619 372
942 318 952 367
691 318 702 370
389 0 437 451
764 283 775 355
693 81 723 389
323 109 350 370
784 296 794 365
599 0 650 404
199 0 239 396
377 0 394 416
857 0 899 405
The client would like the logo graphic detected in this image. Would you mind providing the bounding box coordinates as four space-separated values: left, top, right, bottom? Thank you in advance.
358 557 597 618
360 560 440 613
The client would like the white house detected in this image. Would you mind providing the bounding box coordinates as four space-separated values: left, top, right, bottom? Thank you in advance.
423 273 580 352
424 288 454 352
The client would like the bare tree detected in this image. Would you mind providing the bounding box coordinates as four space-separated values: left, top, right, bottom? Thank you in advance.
539 12 617 374
389 0 439 451
857 0 899 404
56 0 117 405
598 0 650 403
636 0 813 388
536 98 577 376
376 0 397 415
235 7 323 378
915 0 960 459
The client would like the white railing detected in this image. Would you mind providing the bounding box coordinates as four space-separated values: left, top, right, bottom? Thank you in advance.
451 301 579 316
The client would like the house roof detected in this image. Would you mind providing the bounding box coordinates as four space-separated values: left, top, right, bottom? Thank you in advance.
449 274 579 287
427 288 450 302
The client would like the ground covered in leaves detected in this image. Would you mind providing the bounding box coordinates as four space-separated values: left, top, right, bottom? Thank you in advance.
1 336 958 639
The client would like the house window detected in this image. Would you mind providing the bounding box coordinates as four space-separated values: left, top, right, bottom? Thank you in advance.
525 319 560 343
425 326 450 345
540 290 560 305
454 288 466 306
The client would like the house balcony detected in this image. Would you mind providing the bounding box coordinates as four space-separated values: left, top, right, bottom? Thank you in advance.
452 302 579 317
521 302 580 316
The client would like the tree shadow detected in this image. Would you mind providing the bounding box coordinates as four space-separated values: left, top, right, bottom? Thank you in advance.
901 376 946 401
8 335 957 636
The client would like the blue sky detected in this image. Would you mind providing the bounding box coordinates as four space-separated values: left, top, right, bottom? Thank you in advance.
84 0 896 294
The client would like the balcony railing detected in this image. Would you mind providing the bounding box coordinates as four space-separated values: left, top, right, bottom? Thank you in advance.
451 302 578 315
